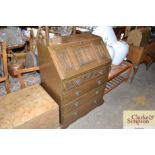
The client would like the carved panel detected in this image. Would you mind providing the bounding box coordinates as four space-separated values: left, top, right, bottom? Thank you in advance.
93 42 109 61
56 49 74 73
74 45 96 66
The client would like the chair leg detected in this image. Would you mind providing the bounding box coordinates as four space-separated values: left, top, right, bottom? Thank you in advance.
5 77 10 93
125 65 133 82
145 63 152 70
1 42 11 93
130 64 139 83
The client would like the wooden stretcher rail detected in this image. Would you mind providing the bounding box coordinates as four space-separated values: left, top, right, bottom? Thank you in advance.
108 64 132 81
0 76 7 82
7 52 26 58
13 66 40 75
7 43 26 50
11 66 40 89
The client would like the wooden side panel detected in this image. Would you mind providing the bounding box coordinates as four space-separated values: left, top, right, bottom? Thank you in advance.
144 41 155 53
16 110 60 129
127 45 144 64
0 84 60 129
127 42 155 66
37 40 62 104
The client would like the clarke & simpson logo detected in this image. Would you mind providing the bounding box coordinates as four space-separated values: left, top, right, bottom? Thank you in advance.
123 111 155 129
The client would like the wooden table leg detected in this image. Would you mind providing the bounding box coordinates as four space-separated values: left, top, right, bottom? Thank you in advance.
5 77 10 93
125 64 133 82
1 42 11 94
144 54 155 71
130 64 139 83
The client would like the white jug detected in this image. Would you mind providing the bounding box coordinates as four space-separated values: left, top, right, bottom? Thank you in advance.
93 26 129 65
106 45 115 61
93 26 117 46
112 41 129 65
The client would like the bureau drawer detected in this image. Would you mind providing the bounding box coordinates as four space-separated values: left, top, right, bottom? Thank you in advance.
63 75 107 103
61 93 104 125
63 65 110 91
62 85 105 114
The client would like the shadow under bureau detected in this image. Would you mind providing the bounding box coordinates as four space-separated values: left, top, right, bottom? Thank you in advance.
37 33 111 127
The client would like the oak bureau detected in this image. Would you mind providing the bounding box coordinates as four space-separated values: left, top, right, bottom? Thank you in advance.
37 33 111 127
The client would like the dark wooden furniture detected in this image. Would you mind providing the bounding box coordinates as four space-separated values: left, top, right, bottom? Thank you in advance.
127 41 155 81
0 42 10 93
104 61 133 94
37 33 111 127
113 26 127 39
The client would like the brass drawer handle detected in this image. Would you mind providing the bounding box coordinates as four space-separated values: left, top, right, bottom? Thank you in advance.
97 80 102 85
95 90 99 94
75 79 81 85
74 102 79 107
75 91 80 96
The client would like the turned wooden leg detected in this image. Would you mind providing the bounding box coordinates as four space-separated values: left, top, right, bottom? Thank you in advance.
145 63 152 71
1 42 11 93
125 65 133 82
18 74 26 89
5 77 10 93
130 64 139 83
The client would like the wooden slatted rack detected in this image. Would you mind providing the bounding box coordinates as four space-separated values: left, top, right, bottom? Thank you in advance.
104 61 133 94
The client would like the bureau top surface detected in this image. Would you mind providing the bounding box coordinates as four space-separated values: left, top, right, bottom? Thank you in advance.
0 84 58 128
49 33 100 45
47 33 111 79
